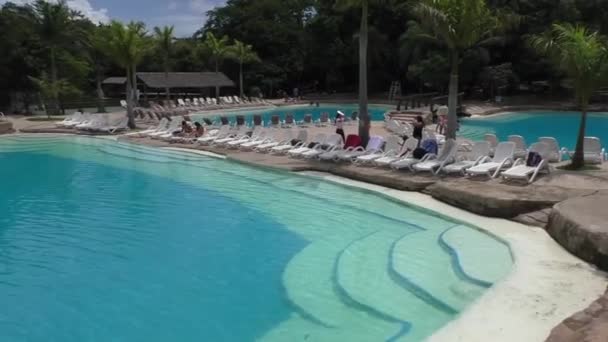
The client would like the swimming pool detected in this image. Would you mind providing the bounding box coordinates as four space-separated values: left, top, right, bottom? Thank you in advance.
0 136 512 341
460 111 608 150
190 103 391 125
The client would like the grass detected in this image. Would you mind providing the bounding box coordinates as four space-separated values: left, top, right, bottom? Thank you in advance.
26 117 64 122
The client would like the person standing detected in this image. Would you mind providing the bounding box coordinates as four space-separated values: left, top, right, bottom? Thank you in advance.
335 111 346 143
413 115 425 144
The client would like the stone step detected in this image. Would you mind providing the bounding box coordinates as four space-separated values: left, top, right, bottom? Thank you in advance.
391 227 486 313
336 230 453 342
439 225 512 286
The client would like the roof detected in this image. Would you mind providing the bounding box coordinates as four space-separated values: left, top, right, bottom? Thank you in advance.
102 72 235 88
103 77 127 85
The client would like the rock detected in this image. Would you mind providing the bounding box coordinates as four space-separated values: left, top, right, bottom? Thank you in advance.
513 208 552 228
545 288 608 342
547 190 608 271
0 121 13 134
427 179 588 218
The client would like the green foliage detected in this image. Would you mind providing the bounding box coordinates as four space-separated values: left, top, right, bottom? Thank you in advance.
202 32 232 71
228 40 261 65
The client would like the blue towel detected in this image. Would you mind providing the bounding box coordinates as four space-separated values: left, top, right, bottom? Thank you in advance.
421 139 438 155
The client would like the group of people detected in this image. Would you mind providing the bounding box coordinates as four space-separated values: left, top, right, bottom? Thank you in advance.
175 121 205 139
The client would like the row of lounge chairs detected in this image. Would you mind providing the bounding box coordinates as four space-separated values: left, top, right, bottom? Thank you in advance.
56 112 129 133
121 96 271 113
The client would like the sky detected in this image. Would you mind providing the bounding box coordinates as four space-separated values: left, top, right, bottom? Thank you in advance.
0 0 227 37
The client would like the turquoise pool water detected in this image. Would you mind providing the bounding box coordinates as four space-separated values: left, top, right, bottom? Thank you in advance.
191 103 390 125
460 111 608 149
0 136 512 341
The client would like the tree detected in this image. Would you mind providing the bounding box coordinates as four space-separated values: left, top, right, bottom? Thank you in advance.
529 24 608 169
228 40 260 98
412 0 505 139
31 0 81 115
335 0 376 145
202 32 231 99
103 21 149 129
88 24 111 113
153 25 174 100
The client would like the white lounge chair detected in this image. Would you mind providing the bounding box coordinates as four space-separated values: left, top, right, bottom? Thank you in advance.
241 129 279 150
441 141 491 175
413 139 458 174
538 137 566 163
508 135 528 159
256 130 294 152
484 133 499 155
375 137 419 167
302 134 343 159
355 135 402 165
466 142 515 178
125 118 169 137
502 142 551 183
567 137 606 164
213 126 250 146
226 126 265 148
98 116 129 134
271 130 307 154
149 118 182 138
197 125 231 144
288 133 327 157
337 136 385 162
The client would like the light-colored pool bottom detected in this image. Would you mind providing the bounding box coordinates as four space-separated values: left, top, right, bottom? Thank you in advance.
301 172 608 342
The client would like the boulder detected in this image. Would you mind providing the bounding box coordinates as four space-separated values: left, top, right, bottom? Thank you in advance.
546 288 608 342
547 190 608 271
0 121 13 134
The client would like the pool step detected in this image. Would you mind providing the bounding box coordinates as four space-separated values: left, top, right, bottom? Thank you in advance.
440 225 512 286
335 230 452 342
391 227 486 313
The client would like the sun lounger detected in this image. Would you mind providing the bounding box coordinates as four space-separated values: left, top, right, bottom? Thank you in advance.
213 126 250 146
375 137 418 167
502 142 551 183
355 135 401 165
441 141 491 175
298 114 313 127
484 133 499 155
302 134 343 159
288 133 327 157
508 135 528 158
270 130 308 154
319 134 362 161
567 136 606 164
413 139 458 174
538 137 566 163
256 130 294 152
226 126 265 148
337 136 385 162
316 112 330 127
197 125 231 144
466 141 515 178
282 113 295 128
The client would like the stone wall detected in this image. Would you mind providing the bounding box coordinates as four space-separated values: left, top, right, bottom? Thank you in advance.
545 289 608 342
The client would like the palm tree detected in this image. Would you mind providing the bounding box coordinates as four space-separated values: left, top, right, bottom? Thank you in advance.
411 0 505 140
89 24 111 113
203 32 231 99
31 0 78 115
228 40 261 98
153 25 175 100
102 21 149 129
336 0 374 145
529 24 608 169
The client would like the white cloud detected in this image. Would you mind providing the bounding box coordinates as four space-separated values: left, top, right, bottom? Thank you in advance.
0 0 109 23
189 0 219 14
167 1 178 10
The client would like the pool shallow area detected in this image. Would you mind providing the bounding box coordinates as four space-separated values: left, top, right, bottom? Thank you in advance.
0 136 513 341
460 111 608 149
190 103 390 125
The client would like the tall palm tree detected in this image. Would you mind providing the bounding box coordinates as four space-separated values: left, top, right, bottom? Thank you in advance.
203 32 231 99
31 0 78 115
412 0 504 140
102 21 149 129
336 0 374 145
529 24 608 169
89 24 111 113
228 40 260 98
154 25 175 100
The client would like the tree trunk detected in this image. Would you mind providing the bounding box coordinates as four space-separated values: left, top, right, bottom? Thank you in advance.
164 60 171 100
49 47 59 117
571 102 588 169
358 1 370 146
239 61 244 98
446 51 459 140
126 66 136 129
215 60 220 100
95 67 106 113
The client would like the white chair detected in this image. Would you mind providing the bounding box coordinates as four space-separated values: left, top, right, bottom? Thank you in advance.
355 135 402 165
197 125 231 144
288 133 327 157
441 141 491 175
413 139 458 174
270 130 308 154
302 134 343 159
484 133 499 155
538 137 567 163
568 137 606 164
256 130 294 152
213 126 250 146
466 142 516 178
375 137 419 167
337 136 385 162
508 135 528 159
502 142 551 183
226 126 265 148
